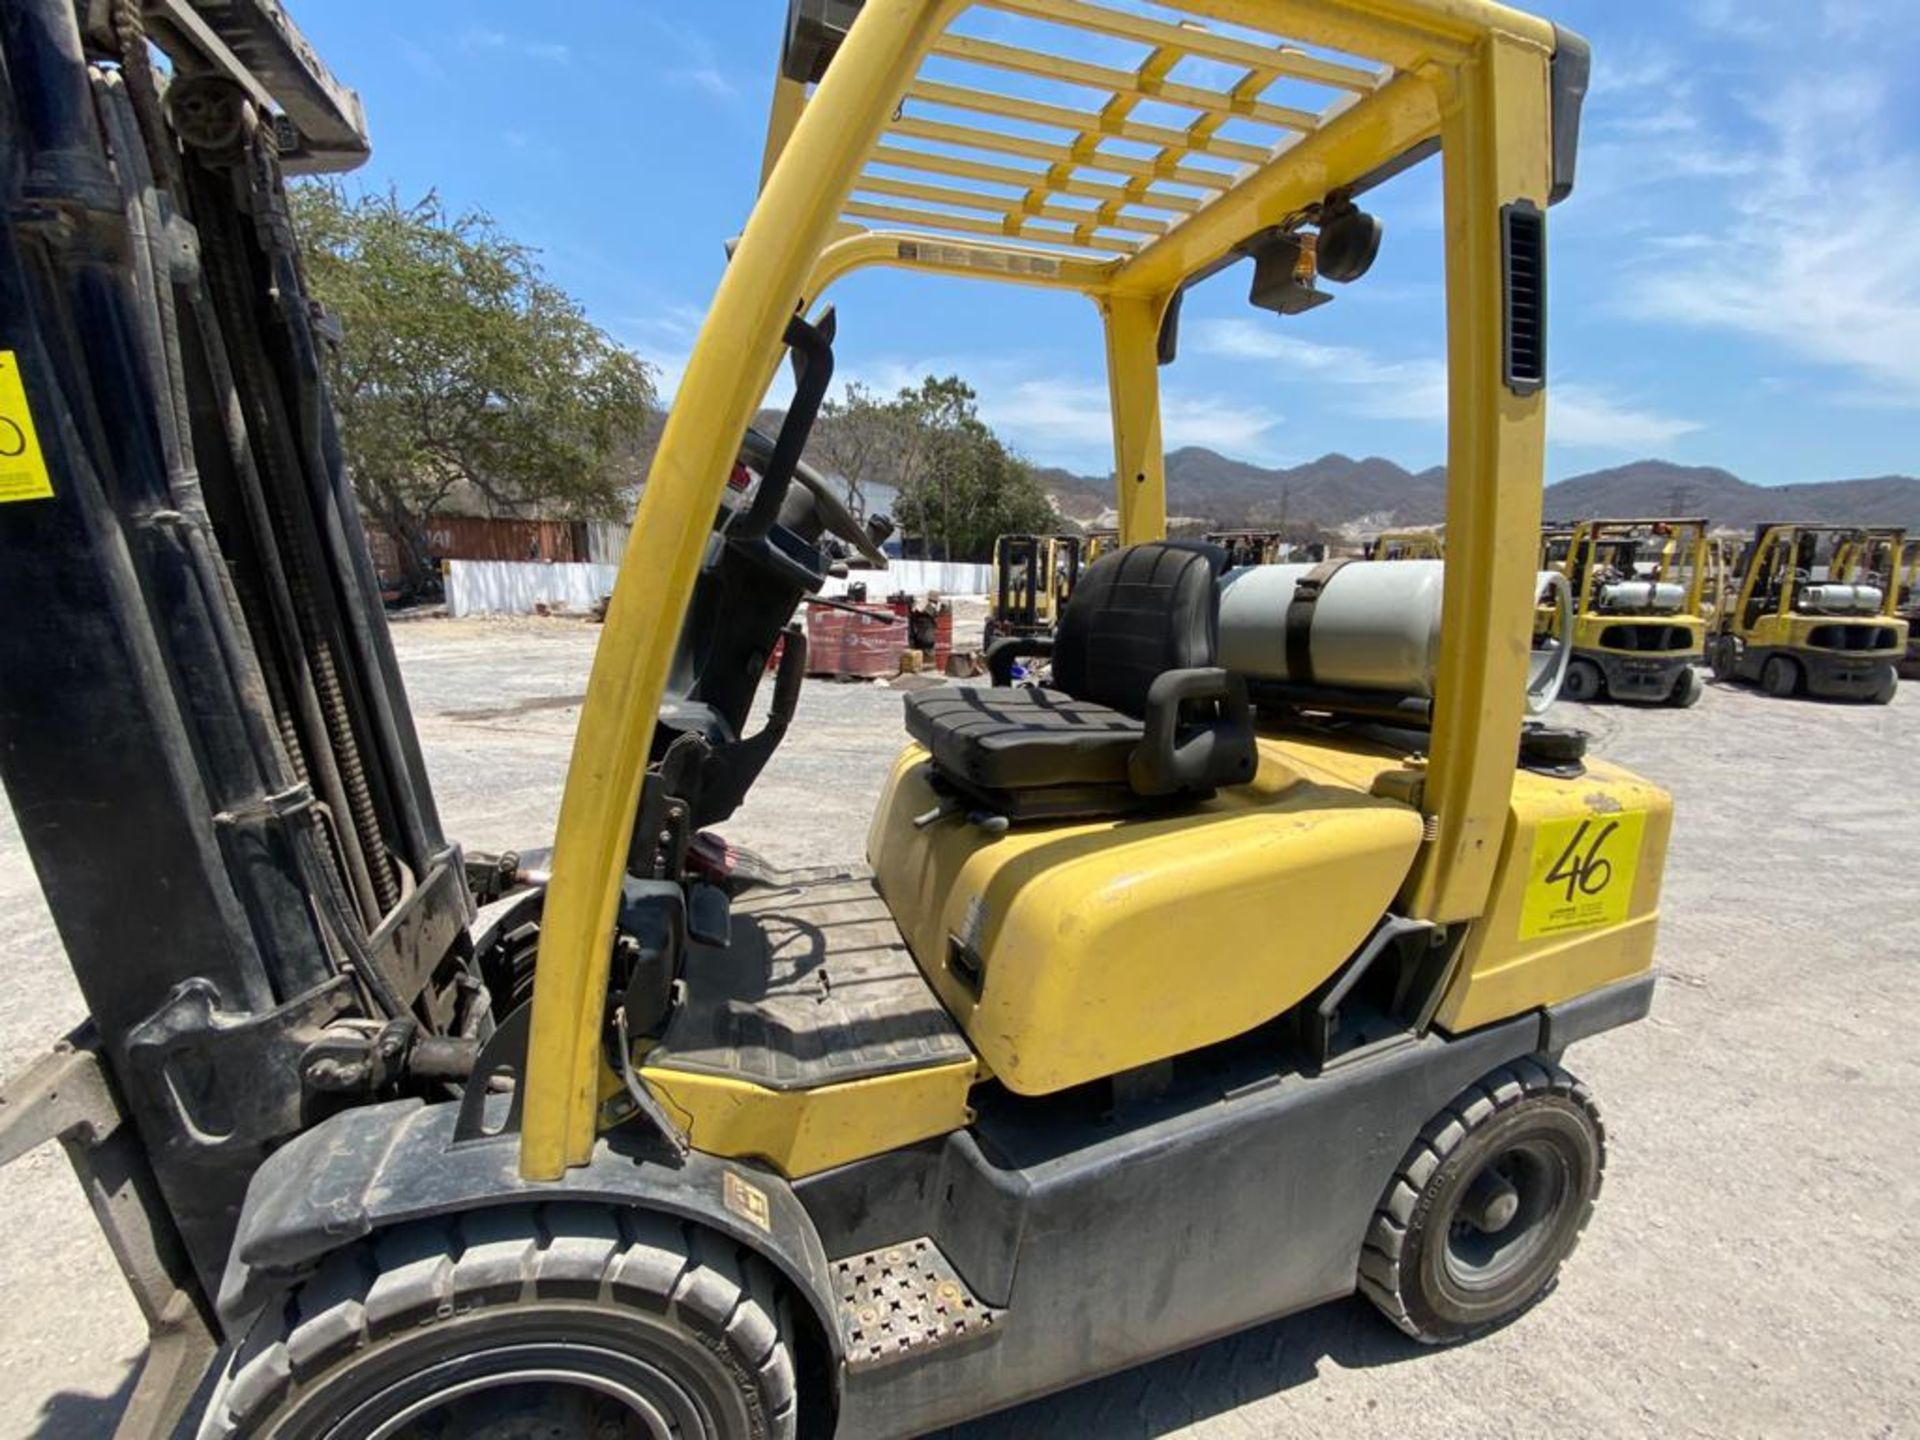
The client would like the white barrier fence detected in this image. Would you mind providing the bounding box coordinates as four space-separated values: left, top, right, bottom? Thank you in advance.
446 559 621 618
445 557 992 618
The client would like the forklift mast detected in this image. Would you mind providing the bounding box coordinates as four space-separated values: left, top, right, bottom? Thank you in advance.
0 0 473 1322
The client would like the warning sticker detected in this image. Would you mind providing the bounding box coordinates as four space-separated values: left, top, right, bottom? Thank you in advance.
723 1169 772 1233
1519 811 1646 940
0 351 52 504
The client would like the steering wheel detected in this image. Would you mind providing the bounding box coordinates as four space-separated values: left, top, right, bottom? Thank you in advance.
736 428 888 567
1526 569 1574 715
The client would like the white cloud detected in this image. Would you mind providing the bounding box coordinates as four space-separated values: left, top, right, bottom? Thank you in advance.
980 375 1281 457
670 66 738 101
1190 319 1447 422
826 354 1279 467
1632 75 1920 407
1691 0 1776 44
640 13 741 104
395 38 448 85
459 29 570 64
1188 318 1698 452
1550 385 1703 451
1163 394 1284 452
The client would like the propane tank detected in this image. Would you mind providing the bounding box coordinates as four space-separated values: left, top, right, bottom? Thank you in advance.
1217 560 1570 716
1799 583 1884 614
1598 579 1687 613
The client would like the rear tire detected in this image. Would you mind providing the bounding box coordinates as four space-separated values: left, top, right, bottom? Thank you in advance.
1359 1059 1605 1345
1666 666 1704 708
1560 658 1603 704
1707 636 1740 683
1761 654 1800 698
1870 666 1898 705
203 1205 797 1440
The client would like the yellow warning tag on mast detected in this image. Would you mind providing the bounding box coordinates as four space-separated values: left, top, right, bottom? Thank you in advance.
0 351 53 504
1519 811 1646 940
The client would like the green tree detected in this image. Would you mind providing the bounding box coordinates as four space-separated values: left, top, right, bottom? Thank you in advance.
292 184 654 584
813 376 1054 561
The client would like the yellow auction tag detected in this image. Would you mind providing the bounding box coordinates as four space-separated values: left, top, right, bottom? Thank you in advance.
1519 811 1645 940
0 350 53 504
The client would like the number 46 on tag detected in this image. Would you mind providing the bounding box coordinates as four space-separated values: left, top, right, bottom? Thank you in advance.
1519 811 1646 940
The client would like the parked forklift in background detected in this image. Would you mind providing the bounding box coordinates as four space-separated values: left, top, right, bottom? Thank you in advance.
1367 529 1445 560
1833 532 1920 676
1548 518 1709 707
1709 524 1907 702
0 1 1670 1437
983 531 1080 647
1082 526 1120 564
1205 527 1298 567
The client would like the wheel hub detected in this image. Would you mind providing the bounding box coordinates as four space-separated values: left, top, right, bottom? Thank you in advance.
1442 1140 1571 1292
1458 1165 1521 1234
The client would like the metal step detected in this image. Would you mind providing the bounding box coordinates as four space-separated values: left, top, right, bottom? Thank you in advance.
833 1237 1000 1373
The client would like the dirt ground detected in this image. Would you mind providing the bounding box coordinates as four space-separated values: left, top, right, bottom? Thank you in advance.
1 614 1915 1438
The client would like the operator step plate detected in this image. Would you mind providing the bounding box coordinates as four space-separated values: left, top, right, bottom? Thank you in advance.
833 1237 1000 1373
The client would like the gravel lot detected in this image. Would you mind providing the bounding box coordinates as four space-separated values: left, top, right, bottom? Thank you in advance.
1 614 1915 1438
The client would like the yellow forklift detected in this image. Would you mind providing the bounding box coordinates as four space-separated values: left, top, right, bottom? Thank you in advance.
0 2 1675 1437
1833 532 1920 676
1700 532 1736 630
1709 524 1907 703
1082 526 1120 564
1367 529 1446 561
983 531 1080 647
1205 527 1285 567
1550 518 1710 707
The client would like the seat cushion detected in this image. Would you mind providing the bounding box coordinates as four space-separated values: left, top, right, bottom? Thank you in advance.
903 686 1143 791
1054 543 1219 716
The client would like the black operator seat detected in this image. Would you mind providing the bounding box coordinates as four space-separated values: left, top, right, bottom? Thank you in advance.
902 543 1257 822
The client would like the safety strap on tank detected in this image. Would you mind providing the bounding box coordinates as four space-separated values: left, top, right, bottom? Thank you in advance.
1284 559 1353 686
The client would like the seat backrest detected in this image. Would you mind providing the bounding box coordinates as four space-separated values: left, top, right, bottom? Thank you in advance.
1054 543 1221 716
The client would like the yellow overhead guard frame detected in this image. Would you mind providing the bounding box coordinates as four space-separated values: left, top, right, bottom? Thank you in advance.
520 0 1589 1179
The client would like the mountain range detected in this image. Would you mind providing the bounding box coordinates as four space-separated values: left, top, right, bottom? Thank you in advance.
1037 452 1920 537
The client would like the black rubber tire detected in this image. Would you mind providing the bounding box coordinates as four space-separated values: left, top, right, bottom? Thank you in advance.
1707 636 1740 683
1560 658 1603 703
203 1204 797 1440
1666 666 1704 709
1761 653 1800 698
1359 1058 1605 1345
1869 666 1898 706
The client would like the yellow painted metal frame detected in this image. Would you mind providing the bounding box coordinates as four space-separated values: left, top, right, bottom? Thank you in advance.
641 1059 980 1179
519 0 1571 1178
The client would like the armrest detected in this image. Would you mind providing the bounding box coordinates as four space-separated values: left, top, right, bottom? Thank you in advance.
986 635 1054 687
1128 667 1257 797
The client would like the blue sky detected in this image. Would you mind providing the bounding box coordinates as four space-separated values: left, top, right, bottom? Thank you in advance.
296 1 1920 485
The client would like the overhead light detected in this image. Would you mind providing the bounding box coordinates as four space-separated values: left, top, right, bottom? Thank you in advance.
1316 198 1383 284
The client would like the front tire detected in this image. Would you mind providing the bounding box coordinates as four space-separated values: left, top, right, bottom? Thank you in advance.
1708 635 1740 683
203 1205 797 1440
1560 658 1603 704
1359 1059 1605 1344
1761 653 1800 698
1666 666 1704 708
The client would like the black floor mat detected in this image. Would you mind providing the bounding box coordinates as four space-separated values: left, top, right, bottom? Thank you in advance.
647 874 973 1090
